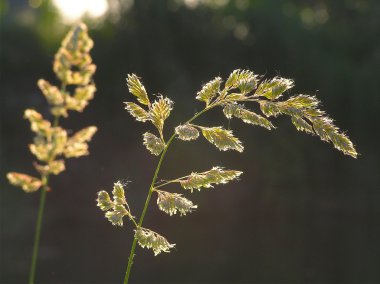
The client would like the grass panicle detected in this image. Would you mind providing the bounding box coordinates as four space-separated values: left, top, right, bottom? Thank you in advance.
97 69 357 283
7 23 97 284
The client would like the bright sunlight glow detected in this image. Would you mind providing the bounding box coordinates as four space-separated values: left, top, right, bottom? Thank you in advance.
53 0 109 22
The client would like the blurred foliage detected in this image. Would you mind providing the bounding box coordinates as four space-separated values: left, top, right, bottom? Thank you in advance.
1 0 379 283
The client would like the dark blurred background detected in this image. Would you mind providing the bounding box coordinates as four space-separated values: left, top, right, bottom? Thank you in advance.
1 0 380 283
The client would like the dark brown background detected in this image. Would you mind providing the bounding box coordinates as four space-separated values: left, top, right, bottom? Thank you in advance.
1 0 379 283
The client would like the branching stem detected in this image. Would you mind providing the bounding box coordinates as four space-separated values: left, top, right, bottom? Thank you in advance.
123 105 214 283
154 179 181 189
120 70 357 283
28 115 59 284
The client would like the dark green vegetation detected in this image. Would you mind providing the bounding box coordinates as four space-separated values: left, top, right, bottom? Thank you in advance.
1 1 379 283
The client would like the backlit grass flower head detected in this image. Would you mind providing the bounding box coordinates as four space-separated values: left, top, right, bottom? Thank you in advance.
7 23 97 283
7 23 97 193
98 70 357 283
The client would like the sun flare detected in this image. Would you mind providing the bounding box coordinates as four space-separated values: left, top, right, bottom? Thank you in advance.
53 0 108 22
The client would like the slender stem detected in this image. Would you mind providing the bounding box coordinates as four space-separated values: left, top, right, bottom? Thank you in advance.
138 134 176 227
28 183 47 284
154 179 180 189
123 106 213 284
129 216 138 228
28 115 59 284
123 134 175 284
155 165 225 189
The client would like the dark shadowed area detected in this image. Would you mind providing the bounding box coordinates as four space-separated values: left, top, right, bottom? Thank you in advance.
1 0 379 283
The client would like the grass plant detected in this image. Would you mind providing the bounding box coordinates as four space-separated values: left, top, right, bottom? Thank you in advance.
7 23 97 284
97 70 357 283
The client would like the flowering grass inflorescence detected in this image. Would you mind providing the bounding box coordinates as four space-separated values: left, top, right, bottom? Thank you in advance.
97 69 356 283
7 23 97 284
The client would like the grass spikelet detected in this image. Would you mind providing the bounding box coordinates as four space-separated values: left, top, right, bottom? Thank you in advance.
150 96 174 135
135 227 175 256
68 84 96 112
223 104 274 130
179 167 243 192
255 77 294 100
64 126 97 158
124 102 150 122
97 182 133 226
143 132 165 155
97 191 114 211
113 181 127 206
156 190 197 216
312 117 357 158
46 160 65 175
37 79 65 106
175 124 199 141
291 116 314 134
7 172 42 193
201 126 244 152
24 109 51 134
225 69 257 92
105 208 127 226
259 100 283 117
126 74 150 106
285 94 319 108
70 126 97 143
34 160 65 176
29 127 68 162
224 93 247 102
196 76 222 106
